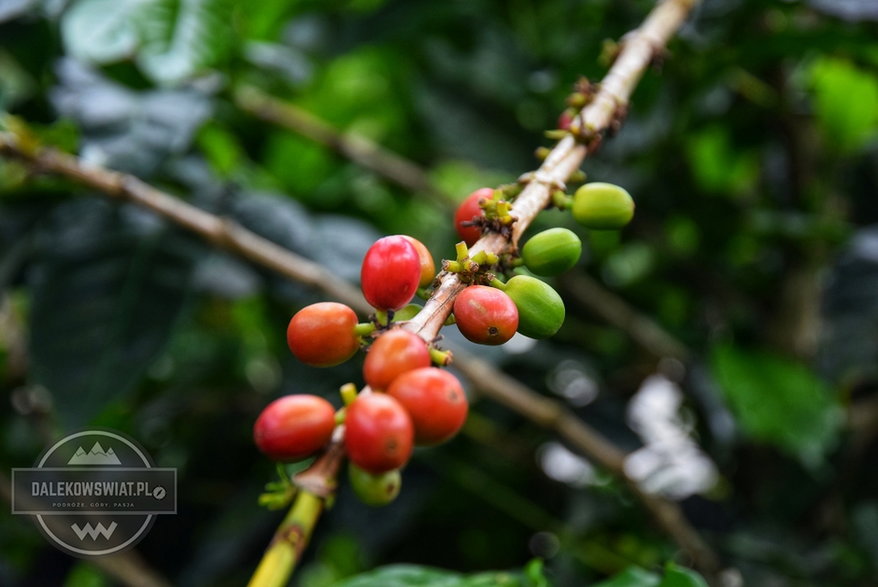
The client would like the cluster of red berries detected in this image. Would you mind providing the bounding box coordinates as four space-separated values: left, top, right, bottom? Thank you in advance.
254 234 467 505
254 179 634 506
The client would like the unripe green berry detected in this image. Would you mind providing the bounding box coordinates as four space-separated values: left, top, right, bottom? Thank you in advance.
502 275 565 339
571 182 634 229
521 228 582 276
348 462 401 506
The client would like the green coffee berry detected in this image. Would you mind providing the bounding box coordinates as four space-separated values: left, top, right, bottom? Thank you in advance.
502 275 565 339
348 462 401 506
521 228 582 276
571 182 634 229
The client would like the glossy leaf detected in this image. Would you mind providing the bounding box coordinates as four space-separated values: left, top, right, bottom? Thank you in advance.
657 563 708 587
60 0 148 63
592 566 660 587
334 563 544 587
51 59 211 174
137 0 234 84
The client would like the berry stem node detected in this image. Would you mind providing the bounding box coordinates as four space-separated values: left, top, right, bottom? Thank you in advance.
339 383 358 406
353 322 376 337
428 346 454 366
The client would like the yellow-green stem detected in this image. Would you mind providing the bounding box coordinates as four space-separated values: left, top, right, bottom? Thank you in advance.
247 491 324 587
488 277 507 290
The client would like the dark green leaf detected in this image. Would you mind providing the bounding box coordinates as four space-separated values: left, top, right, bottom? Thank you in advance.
60 0 147 64
592 566 660 587
710 344 842 466
137 0 234 84
26 198 197 428
231 191 315 257
52 59 211 175
656 563 708 587
333 565 464 587
334 564 542 587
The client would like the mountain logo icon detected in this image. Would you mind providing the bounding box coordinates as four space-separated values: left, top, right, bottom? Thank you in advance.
67 442 122 465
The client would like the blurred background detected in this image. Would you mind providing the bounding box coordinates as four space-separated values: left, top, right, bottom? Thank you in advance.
1 0 878 585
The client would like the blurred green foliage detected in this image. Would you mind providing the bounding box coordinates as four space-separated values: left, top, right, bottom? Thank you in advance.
1 0 878 585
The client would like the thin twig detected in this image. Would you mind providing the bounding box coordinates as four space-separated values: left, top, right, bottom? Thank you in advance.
234 86 456 209
0 141 367 312
0 0 719 579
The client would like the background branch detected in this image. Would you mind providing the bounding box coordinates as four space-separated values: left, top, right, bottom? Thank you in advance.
559 273 690 361
234 86 456 209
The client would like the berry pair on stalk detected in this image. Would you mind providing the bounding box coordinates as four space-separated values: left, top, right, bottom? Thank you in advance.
453 181 634 244
285 234 435 369
451 275 566 344
346 365 468 470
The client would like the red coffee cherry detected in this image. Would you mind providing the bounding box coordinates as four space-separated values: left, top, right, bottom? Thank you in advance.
452 285 519 345
286 302 360 367
360 235 421 311
363 329 430 390
253 395 336 461
344 393 414 473
387 367 468 446
454 187 494 247
401 235 436 288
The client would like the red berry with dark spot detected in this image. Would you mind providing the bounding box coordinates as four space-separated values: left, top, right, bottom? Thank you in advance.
453 285 519 345
287 302 360 367
363 329 431 390
344 393 413 473
254 395 336 461
361 235 422 311
387 367 468 446
454 187 494 247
